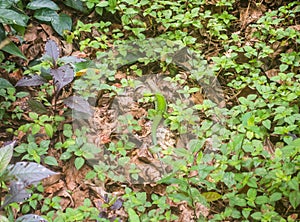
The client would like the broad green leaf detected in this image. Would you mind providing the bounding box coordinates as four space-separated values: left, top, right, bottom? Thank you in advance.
2 41 27 60
279 64 289 72
44 156 58 166
242 208 252 219
231 196 246 207
262 119 271 130
231 133 244 151
64 0 87 12
0 9 29 26
0 141 15 174
44 124 53 138
27 0 59 10
255 196 269 205
128 208 140 222
269 192 282 202
247 188 257 199
31 123 41 135
0 77 14 88
34 9 58 22
75 157 85 170
289 190 300 209
251 212 262 220
29 112 39 120
202 192 222 202
0 0 14 9
97 1 109 7
51 13 72 36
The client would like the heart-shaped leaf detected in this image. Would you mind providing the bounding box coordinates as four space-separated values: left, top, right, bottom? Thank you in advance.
27 0 59 10
51 13 72 36
34 8 58 22
0 9 29 27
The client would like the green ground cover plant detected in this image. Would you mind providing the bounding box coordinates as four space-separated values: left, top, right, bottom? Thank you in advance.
0 0 299 221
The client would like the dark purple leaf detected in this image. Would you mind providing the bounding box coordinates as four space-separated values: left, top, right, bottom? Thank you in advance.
7 162 58 185
109 198 123 210
16 214 48 222
45 39 60 64
64 96 93 116
16 75 46 87
98 211 108 219
2 181 31 207
51 65 74 94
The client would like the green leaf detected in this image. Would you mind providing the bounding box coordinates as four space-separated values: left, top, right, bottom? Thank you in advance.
2 41 27 60
288 178 299 191
51 13 72 36
0 141 15 174
44 124 54 138
97 1 109 7
0 9 29 26
64 0 87 12
247 188 257 199
269 192 282 202
255 195 269 205
251 212 262 220
231 196 246 207
128 208 140 222
279 64 289 72
44 156 58 166
0 0 14 9
29 112 39 120
247 177 258 188
27 0 60 10
289 190 300 209
231 133 245 151
262 119 271 130
34 9 58 22
0 77 14 88
242 208 252 219
74 157 85 170
31 124 41 135
202 192 222 202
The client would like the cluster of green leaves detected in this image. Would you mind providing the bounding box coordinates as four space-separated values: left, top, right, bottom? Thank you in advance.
0 78 27 121
0 0 80 60
1 0 300 221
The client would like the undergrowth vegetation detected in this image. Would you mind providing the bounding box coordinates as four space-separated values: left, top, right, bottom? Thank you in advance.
0 0 300 221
